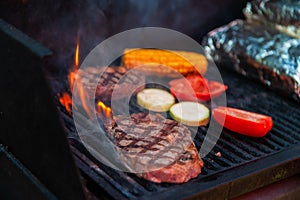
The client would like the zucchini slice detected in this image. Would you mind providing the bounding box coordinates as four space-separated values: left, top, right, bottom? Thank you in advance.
137 88 175 112
169 102 209 126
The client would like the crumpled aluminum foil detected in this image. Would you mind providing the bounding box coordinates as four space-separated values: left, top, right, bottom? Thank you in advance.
244 0 300 26
202 19 300 102
243 0 300 38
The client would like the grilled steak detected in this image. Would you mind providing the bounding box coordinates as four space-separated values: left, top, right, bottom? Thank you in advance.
105 113 204 183
79 66 145 102
140 143 202 183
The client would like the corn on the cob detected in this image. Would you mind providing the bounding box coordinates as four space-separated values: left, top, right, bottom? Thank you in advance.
123 48 208 77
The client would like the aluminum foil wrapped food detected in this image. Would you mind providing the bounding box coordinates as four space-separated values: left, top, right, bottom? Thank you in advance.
202 19 300 102
243 0 300 38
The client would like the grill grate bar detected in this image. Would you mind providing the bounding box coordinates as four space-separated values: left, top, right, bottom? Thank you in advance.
249 105 300 133
265 133 290 148
209 146 235 166
274 124 300 141
214 157 231 167
199 168 208 175
70 141 151 198
126 175 160 193
200 130 249 162
71 146 140 199
220 132 265 157
195 132 244 164
271 127 298 144
226 133 273 154
258 137 282 151
273 114 300 132
194 135 234 168
270 114 299 134
215 136 253 161
205 154 230 169
247 105 300 144
221 132 270 156
202 157 220 171
266 100 300 116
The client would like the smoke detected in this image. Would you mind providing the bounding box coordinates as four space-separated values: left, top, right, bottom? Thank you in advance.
29 0 111 76
109 0 246 40
1 0 247 76
1 0 110 76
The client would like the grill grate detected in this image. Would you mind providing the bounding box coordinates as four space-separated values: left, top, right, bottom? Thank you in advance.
57 67 300 199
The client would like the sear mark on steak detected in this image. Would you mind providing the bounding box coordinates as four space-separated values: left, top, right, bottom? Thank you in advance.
139 143 203 183
79 66 145 102
105 113 204 183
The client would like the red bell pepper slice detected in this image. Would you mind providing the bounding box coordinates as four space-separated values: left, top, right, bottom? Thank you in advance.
212 106 273 137
169 75 227 101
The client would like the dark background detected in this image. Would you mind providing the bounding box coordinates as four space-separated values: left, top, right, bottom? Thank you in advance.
1 0 248 75
2 2 300 200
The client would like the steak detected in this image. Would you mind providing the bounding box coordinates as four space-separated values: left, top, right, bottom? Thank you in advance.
140 143 202 183
79 66 145 102
105 113 204 183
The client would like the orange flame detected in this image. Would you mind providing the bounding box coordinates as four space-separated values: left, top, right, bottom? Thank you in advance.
69 39 80 90
70 38 93 118
74 40 80 69
76 75 93 118
60 37 113 120
59 93 72 113
97 101 112 118
60 38 82 115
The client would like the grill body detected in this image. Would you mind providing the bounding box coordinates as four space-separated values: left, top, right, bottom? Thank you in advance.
59 67 300 199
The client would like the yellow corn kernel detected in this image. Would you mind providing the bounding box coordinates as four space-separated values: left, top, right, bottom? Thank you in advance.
123 48 208 77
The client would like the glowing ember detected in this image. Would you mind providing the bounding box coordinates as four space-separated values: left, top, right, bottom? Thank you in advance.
59 93 72 113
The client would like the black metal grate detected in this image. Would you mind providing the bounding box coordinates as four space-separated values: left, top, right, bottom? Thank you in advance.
57 68 300 200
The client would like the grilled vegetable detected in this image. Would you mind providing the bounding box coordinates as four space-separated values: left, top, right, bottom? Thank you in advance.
169 75 228 101
137 88 175 112
212 107 273 137
123 48 208 77
169 102 210 126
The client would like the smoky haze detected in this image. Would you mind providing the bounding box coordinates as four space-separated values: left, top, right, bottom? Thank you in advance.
1 0 246 75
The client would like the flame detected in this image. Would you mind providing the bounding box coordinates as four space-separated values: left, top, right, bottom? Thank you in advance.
60 37 112 120
68 71 78 92
69 39 80 90
76 76 93 118
97 101 112 118
59 93 72 113
74 40 80 69
70 39 93 118
60 38 84 115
